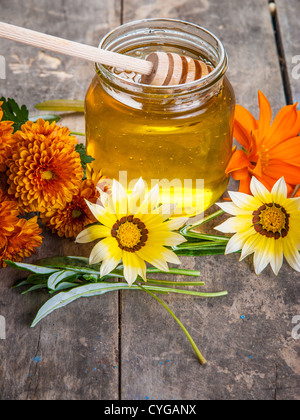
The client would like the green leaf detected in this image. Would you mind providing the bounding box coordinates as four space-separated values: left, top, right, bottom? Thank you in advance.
35 99 84 113
0 97 29 132
4 260 59 274
75 143 95 179
31 282 228 327
21 284 48 294
29 114 61 124
31 282 135 327
47 270 80 291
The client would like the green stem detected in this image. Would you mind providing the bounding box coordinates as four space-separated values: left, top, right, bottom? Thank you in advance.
35 99 85 113
180 210 225 240
145 267 201 277
71 131 86 136
138 285 207 365
143 279 205 286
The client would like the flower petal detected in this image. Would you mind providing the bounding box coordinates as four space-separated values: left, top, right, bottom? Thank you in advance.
225 227 255 254
128 177 146 214
215 215 253 234
138 184 160 215
136 245 169 272
271 177 288 203
225 150 250 176
85 200 117 228
112 179 128 218
100 248 122 278
164 217 188 231
270 239 284 275
216 201 252 216
89 237 117 265
75 225 111 243
282 237 300 272
257 90 272 140
253 236 274 274
228 190 261 211
250 177 272 203
122 251 142 286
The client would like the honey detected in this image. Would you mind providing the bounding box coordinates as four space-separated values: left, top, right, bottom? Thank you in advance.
85 19 235 218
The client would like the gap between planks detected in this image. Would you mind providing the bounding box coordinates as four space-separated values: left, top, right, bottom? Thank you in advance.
268 0 293 105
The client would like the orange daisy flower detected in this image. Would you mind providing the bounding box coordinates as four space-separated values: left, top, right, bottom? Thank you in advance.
226 91 300 196
41 170 109 238
0 216 43 267
0 101 15 172
7 119 83 213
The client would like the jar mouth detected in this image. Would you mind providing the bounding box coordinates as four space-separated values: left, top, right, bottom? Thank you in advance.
96 18 228 93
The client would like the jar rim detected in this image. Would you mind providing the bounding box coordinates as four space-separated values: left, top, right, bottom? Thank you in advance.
96 18 228 92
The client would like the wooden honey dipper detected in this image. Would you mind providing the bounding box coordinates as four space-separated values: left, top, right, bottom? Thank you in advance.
0 22 212 86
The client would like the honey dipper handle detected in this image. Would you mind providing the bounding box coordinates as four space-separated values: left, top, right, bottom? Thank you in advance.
0 21 153 75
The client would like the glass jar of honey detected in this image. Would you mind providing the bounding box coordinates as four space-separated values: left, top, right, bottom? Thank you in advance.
85 19 235 218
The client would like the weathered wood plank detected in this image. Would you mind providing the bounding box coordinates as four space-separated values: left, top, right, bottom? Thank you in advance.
0 0 121 400
120 0 300 400
276 0 300 103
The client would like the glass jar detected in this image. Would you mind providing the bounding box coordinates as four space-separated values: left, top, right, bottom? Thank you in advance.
85 19 235 218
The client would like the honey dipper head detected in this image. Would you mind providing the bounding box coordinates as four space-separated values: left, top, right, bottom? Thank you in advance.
141 51 213 86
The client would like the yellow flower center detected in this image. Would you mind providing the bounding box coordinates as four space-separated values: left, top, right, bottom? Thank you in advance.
41 170 55 180
117 222 141 248
111 216 149 252
252 203 290 239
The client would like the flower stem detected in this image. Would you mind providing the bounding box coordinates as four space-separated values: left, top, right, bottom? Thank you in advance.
138 285 207 365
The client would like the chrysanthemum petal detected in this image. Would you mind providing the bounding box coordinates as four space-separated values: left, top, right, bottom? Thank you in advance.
75 225 111 244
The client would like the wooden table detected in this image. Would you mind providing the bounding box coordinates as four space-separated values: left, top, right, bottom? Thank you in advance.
0 0 299 400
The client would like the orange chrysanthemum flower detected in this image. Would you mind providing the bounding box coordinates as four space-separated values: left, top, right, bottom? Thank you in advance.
0 216 43 267
0 101 15 172
7 119 84 213
41 170 109 238
0 192 19 244
226 91 300 197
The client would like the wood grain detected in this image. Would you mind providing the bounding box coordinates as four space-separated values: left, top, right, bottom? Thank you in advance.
0 0 122 400
121 0 299 401
0 0 299 401
276 0 300 103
